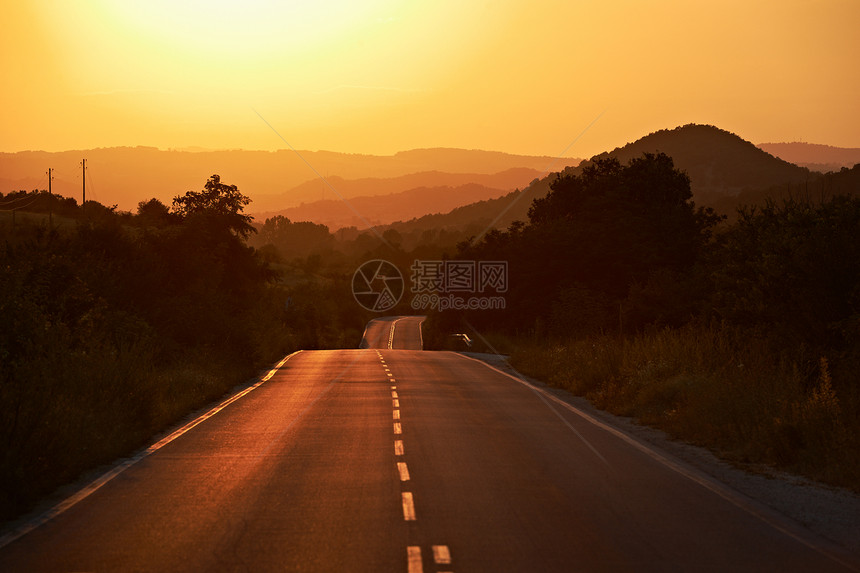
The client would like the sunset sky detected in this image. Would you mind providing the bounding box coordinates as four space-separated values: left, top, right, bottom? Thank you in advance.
3 0 858 158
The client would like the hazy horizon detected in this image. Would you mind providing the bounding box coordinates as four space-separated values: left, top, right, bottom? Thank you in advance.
4 137 860 157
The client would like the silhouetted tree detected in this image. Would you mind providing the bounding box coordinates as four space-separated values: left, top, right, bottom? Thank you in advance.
172 174 255 239
256 215 334 260
462 153 723 335
382 228 403 249
136 198 176 228
712 195 860 351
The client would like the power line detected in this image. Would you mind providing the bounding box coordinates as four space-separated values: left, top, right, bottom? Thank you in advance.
0 171 50 206
0 193 39 207
0 193 44 212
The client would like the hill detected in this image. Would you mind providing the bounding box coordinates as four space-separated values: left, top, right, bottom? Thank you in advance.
380 124 824 242
593 124 811 196
757 142 860 173
0 147 558 212
508 124 814 226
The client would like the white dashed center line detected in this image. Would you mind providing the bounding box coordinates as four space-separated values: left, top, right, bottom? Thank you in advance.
402 492 416 520
397 462 411 481
384 352 450 570
407 546 422 573
433 545 452 565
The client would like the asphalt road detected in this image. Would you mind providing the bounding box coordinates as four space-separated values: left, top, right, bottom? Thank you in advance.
0 316 856 572
360 315 425 350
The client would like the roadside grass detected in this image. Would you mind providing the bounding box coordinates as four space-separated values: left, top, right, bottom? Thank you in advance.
509 325 859 491
0 341 259 522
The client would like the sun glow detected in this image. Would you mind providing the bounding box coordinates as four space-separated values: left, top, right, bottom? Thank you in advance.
3 0 858 155
44 0 397 92
106 1 384 58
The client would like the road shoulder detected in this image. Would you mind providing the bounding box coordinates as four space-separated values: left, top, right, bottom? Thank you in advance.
461 351 860 557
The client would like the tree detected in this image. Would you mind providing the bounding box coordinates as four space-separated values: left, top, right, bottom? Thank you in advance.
136 198 175 228
526 152 722 297
256 215 334 260
171 174 255 238
382 228 403 249
461 152 723 335
712 195 860 350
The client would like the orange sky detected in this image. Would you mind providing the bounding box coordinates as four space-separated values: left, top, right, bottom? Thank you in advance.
2 0 859 158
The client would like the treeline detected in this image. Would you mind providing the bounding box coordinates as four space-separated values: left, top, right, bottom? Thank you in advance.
449 155 860 358
0 176 367 521
437 154 860 489
247 214 472 272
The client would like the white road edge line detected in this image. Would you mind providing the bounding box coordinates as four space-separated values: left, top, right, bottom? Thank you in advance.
388 320 397 349
389 316 413 350
0 351 302 551
456 353 860 570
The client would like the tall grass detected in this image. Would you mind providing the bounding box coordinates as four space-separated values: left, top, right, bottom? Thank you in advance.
510 325 859 490
0 336 259 521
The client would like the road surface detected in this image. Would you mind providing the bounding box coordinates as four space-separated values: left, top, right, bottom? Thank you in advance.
0 316 856 572
359 315 425 350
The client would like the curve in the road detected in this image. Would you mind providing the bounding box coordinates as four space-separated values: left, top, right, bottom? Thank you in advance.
360 316 425 350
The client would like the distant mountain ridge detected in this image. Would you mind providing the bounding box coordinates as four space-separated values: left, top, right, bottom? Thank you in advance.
251 167 542 213
0 147 559 211
757 142 860 172
255 182 512 230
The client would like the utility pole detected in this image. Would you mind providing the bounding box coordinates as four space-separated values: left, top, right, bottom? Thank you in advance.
81 158 86 217
47 167 53 226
